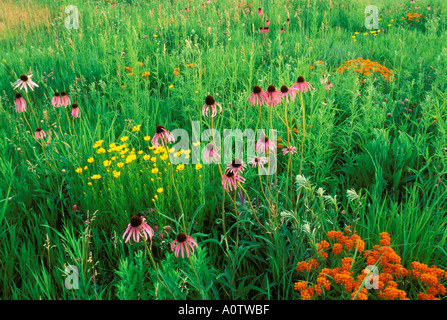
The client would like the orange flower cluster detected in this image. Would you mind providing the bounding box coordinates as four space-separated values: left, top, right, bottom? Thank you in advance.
296 258 319 272
364 232 408 277
410 262 446 300
405 12 423 24
333 57 394 82
320 229 365 258
125 66 134 76
293 230 447 300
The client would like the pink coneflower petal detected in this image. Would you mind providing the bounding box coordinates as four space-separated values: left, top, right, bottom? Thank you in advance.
152 125 175 147
256 136 276 154
265 85 281 105
248 85 268 106
225 158 247 174
282 146 297 155
15 93 26 112
60 92 71 107
202 95 221 118
280 85 296 102
172 233 198 258
222 170 245 192
248 156 268 168
292 76 313 92
122 215 154 244
71 103 80 117
204 143 220 163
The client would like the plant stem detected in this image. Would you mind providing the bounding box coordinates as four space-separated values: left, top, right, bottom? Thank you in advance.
238 184 269 234
143 238 176 299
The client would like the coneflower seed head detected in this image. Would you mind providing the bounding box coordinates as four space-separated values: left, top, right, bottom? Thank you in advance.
280 85 289 93
205 95 215 106
177 232 187 242
253 85 262 94
267 85 276 93
130 215 143 227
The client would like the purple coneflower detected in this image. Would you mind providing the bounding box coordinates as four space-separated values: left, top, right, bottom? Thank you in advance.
280 27 285 34
282 146 297 155
122 214 154 243
202 95 221 118
226 158 247 175
171 233 198 258
13 74 39 92
248 156 268 168
280 85 296 102
71 103 80 118
325 81 333 90
265 85 281 105
203 143 220 163
152 125 175 147
265 20 270 26
222 170 245 192
60 91 71 107
257 8 263 15
256 136 276 154
15 93 26 112
291 76 313 92
52 92 61 107
248 85 268 106
427 5 431 10
35 127 46 140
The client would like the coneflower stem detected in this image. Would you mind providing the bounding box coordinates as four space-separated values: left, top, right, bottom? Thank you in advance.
52 106 64 137
24 91 38 125
284 100 292 209
267 102 276 204
72 118 80 145
143 237 176 299
22 112 33 134
238 184 269 234
258 166 273 217
187 255 203 298
211 116 230 254
258 104 264 135
299 91 306 174
221 188 230 253
65 107 73 136
295 91 306 210
164 143 187 233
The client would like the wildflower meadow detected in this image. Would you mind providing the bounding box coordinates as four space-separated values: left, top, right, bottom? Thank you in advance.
1 0 447 305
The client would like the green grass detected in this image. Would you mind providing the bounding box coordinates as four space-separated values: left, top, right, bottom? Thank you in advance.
0 0 447 300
